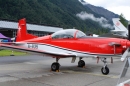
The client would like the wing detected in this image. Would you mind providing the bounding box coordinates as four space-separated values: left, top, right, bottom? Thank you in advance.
0 43 76 58
111 30 126 33
99 32 127 38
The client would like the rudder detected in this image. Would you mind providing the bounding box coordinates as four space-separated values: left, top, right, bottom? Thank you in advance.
16 18 38 42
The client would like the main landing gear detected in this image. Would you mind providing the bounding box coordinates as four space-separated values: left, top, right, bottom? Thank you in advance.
101 58 109 75
78 57 85 68
50 57 109 75
51 58 60 72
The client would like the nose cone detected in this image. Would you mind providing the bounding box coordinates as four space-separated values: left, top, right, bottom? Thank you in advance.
127 41 130 47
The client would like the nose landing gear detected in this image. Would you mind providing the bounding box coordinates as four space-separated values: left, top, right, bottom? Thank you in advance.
101 58 109 75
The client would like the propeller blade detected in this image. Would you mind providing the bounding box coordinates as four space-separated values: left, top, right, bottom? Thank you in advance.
121 48 129 61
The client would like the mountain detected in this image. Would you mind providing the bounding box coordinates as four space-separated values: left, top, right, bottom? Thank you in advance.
83 3 119 22
0 0 119 34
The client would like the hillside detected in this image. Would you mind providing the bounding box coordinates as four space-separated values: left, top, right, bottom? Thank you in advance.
0 0 118 34
84 4 119 22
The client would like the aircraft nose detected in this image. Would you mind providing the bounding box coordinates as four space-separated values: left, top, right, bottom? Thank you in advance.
126 41 130 47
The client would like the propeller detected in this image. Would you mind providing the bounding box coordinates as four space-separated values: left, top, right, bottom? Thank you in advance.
121 48 129 61
121 21 130 61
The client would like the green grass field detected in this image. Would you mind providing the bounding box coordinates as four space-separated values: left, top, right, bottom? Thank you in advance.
0 49 27 56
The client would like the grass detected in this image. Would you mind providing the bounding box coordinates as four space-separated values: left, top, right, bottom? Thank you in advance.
0 49 27 56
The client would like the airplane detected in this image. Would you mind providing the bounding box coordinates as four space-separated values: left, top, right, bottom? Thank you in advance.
0 18 130 75
111 18 128 38
92 18 128 38
87 18 126 37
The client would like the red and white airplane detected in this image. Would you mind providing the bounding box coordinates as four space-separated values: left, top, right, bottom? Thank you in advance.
0 18 130 75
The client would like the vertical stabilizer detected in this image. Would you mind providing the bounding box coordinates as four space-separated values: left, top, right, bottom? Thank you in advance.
112 18 128 32
111 18 128 37
16 18 38 42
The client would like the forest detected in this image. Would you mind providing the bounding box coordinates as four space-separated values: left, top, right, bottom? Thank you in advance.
0 0 115 34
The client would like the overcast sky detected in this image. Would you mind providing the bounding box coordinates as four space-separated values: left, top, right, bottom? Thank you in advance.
84 0 130 20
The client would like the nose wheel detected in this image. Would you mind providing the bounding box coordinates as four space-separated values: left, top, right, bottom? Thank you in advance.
101 66 109 75
101 57 109 75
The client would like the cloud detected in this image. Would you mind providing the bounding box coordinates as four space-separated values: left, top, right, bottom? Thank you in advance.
84 0 130 7
78 0 89 5
106 6 130 20
76 11 113 29
83 0 130 20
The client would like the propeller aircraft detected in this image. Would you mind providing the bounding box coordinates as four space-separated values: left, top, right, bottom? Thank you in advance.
0 18 130 75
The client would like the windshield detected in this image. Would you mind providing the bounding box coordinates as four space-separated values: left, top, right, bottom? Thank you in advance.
51 29 76 39
51 29 87 39
76 30 87 38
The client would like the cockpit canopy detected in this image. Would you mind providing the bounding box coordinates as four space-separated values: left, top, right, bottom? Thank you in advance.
51 29 86 39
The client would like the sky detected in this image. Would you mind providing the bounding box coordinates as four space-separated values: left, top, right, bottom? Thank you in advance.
84 0 130 20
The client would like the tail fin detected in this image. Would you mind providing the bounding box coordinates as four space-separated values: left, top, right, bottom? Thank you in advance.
16 18 38 42
111 18 128 37
112 18 128 32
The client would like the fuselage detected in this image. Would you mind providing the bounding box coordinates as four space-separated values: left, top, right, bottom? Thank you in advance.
21 31 130 57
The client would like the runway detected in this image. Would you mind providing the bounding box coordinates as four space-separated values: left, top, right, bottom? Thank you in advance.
0 55 129 86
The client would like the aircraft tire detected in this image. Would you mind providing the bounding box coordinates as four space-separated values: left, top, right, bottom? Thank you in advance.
78 60 85 67
51 62 60 71
101 66 109 75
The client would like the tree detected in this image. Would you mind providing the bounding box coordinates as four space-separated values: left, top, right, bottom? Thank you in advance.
119 13 128 27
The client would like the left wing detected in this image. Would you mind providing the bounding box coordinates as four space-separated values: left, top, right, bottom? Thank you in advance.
0 43 76 58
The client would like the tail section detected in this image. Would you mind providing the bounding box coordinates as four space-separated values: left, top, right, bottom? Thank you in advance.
111 18 128 37
112 18 128 32
16 18 38 42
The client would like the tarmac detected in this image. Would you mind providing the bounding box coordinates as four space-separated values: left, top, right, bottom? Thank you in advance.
0 55 129 86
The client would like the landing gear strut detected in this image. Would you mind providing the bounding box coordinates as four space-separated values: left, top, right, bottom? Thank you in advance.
51 58 60 72
78 57 85 67
101 58 109 75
